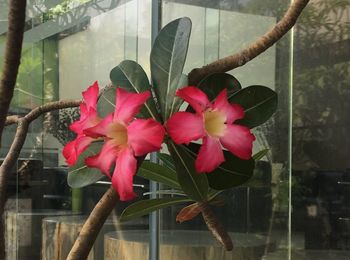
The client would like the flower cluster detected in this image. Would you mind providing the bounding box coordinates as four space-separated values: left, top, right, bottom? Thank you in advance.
63 82 255 201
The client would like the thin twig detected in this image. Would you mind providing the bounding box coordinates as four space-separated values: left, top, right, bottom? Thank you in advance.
0 100 80 258
4 115 20 126
188 0 310 85
0 0 27 147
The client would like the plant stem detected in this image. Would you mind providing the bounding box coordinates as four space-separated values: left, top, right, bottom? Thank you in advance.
198 201 233 251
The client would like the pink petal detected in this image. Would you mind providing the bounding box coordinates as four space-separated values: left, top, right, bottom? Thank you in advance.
62 135 94 166
62 139 78 166
70 108 100 134
112 148 137 201
195 136 225 173
82 81 99 110
84 113 113 138
85 140 119 177
220 124 255 160
176 86 210 114
213 89 244 124
79 103 88 119
127 119 165 156
166 112 205 145
114 88 150 123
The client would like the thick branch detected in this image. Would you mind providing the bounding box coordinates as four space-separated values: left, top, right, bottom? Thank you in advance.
66 187 119 260
198 202 233 251
67 157 144 259
188 0 310 85
0 0 27 147
0 99 80 258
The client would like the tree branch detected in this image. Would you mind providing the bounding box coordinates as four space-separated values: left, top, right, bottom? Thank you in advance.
5 115 20 126
0 0 27 147
66 187 119 260
188 0 310 85
0 99 80 258
67 157 144 259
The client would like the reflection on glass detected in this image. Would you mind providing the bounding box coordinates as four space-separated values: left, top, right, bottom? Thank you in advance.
0 0 349 259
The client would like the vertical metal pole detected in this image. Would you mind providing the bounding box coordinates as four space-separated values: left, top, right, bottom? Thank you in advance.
288 2 295 260
149 1 161 260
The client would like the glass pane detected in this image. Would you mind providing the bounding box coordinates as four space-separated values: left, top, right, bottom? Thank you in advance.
291 0 350 259
1 1 152 259
161 1 291 259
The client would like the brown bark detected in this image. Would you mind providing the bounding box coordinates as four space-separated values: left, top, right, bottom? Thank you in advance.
0 0 27 148
198 202 233 251
4 115 19 126
188 0 310 85
66 187 119 260
0 100 80 259
67 157 144 259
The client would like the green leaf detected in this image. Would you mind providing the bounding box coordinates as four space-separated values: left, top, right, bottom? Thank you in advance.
168 141 208 201
171 73 188 113
99 60 160 120
198 72 241 101
120 197 192 222
229 85 278 128
158 153 176 172
67 142 105 188
253 149 269 161
151 17 192 120
186 143 255 190
137 161 180 189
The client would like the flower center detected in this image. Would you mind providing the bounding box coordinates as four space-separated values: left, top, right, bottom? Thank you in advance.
203 109 226 137
107 122 128 147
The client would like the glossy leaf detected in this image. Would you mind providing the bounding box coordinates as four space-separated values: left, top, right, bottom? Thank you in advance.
168 141 209 201
120 197 192 222
67 142 105 188
137 161 180 189
171 73 188 114
186 143 255 190
151 17 192 120
253 149 269 161
158 153 176 172
229 85 277 128
99 60 160 120
198 72 241 101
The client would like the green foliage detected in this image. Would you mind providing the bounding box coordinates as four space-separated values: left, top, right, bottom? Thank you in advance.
186 143 255 190
252 149 269 161
102 60 160 120
65 18 280 221
67 142 104 188
168 141 209 202
158 153 176 172
230 85 278 128
197 72 242 101
150 17 192 121
120 197 192 222
137 161 180 189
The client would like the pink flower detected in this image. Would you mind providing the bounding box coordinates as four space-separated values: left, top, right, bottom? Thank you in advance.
84 88 165 201
63 81 101 166
166 86 255 173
